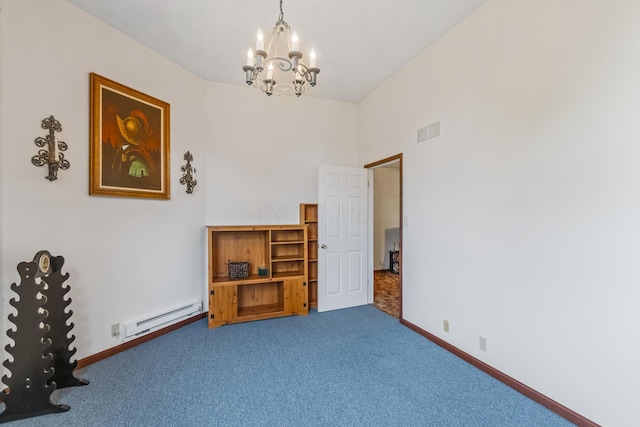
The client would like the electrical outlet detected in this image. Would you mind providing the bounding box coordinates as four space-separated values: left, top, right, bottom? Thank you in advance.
111 323 120 337
443 320 449 333
479 336 487 352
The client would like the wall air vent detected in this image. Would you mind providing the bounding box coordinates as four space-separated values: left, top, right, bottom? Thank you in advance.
417 121 441 144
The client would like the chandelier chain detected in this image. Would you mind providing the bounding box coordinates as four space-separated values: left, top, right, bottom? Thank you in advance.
279 0 284 21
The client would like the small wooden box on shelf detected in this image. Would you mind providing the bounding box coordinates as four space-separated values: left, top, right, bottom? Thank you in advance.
299 203 318 309
207 225 308 328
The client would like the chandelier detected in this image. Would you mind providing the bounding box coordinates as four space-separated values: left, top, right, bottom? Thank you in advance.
242 0 320 97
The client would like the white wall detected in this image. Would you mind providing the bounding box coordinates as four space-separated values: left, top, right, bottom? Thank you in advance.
1 0 206 360
0 0 359 369
373 167 400 270
204 82 357 225
357 0 640 425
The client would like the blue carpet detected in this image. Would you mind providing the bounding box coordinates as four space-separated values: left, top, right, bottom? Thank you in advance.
2 305 573 426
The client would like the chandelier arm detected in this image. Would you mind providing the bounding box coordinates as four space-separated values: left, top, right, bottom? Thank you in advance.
295 63 313 83
265 57 293 72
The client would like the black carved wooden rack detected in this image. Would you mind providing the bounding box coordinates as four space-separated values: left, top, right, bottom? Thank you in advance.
0 251 89 423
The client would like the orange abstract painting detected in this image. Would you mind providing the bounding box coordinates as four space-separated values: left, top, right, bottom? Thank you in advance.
90 73 170 199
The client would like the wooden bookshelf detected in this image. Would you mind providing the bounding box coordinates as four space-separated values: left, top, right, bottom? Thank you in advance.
207 225 308 328
299 203 318 309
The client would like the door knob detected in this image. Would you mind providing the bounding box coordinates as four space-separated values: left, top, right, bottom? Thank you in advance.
320 244 327 249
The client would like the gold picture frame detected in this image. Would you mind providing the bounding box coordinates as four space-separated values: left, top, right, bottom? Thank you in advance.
89 73 170 199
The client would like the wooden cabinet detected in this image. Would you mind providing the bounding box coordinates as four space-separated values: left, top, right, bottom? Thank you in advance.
209 285 237 323
299 203 318 309
207 225 308 328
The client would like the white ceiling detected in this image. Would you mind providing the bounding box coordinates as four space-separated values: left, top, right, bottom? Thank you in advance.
65 0 487 103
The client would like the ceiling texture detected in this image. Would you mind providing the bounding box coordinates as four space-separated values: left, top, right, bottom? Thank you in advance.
66 0 487 103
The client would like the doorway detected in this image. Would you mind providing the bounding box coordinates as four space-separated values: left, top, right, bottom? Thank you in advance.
365 154 402 319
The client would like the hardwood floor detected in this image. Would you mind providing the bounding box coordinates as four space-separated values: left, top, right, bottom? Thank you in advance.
373 270 400 318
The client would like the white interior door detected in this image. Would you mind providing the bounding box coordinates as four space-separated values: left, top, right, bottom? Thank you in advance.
318 165 369 312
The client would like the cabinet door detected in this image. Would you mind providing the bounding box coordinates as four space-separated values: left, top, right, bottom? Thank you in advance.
210 285 237 326
287 279 308 316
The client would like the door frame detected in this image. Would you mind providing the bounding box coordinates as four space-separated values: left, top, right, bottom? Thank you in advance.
364 153 403 320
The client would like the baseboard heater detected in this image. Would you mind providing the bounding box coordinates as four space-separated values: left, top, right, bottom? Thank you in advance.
123 299 202 342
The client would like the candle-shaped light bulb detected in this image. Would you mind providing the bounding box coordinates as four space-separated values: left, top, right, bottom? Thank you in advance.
246 48 254 66
310 48 317 68
291 31 299 52
256 28 264 51
267 63 274 80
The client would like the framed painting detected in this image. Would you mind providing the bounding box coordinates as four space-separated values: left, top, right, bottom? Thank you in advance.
90 73 170 199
